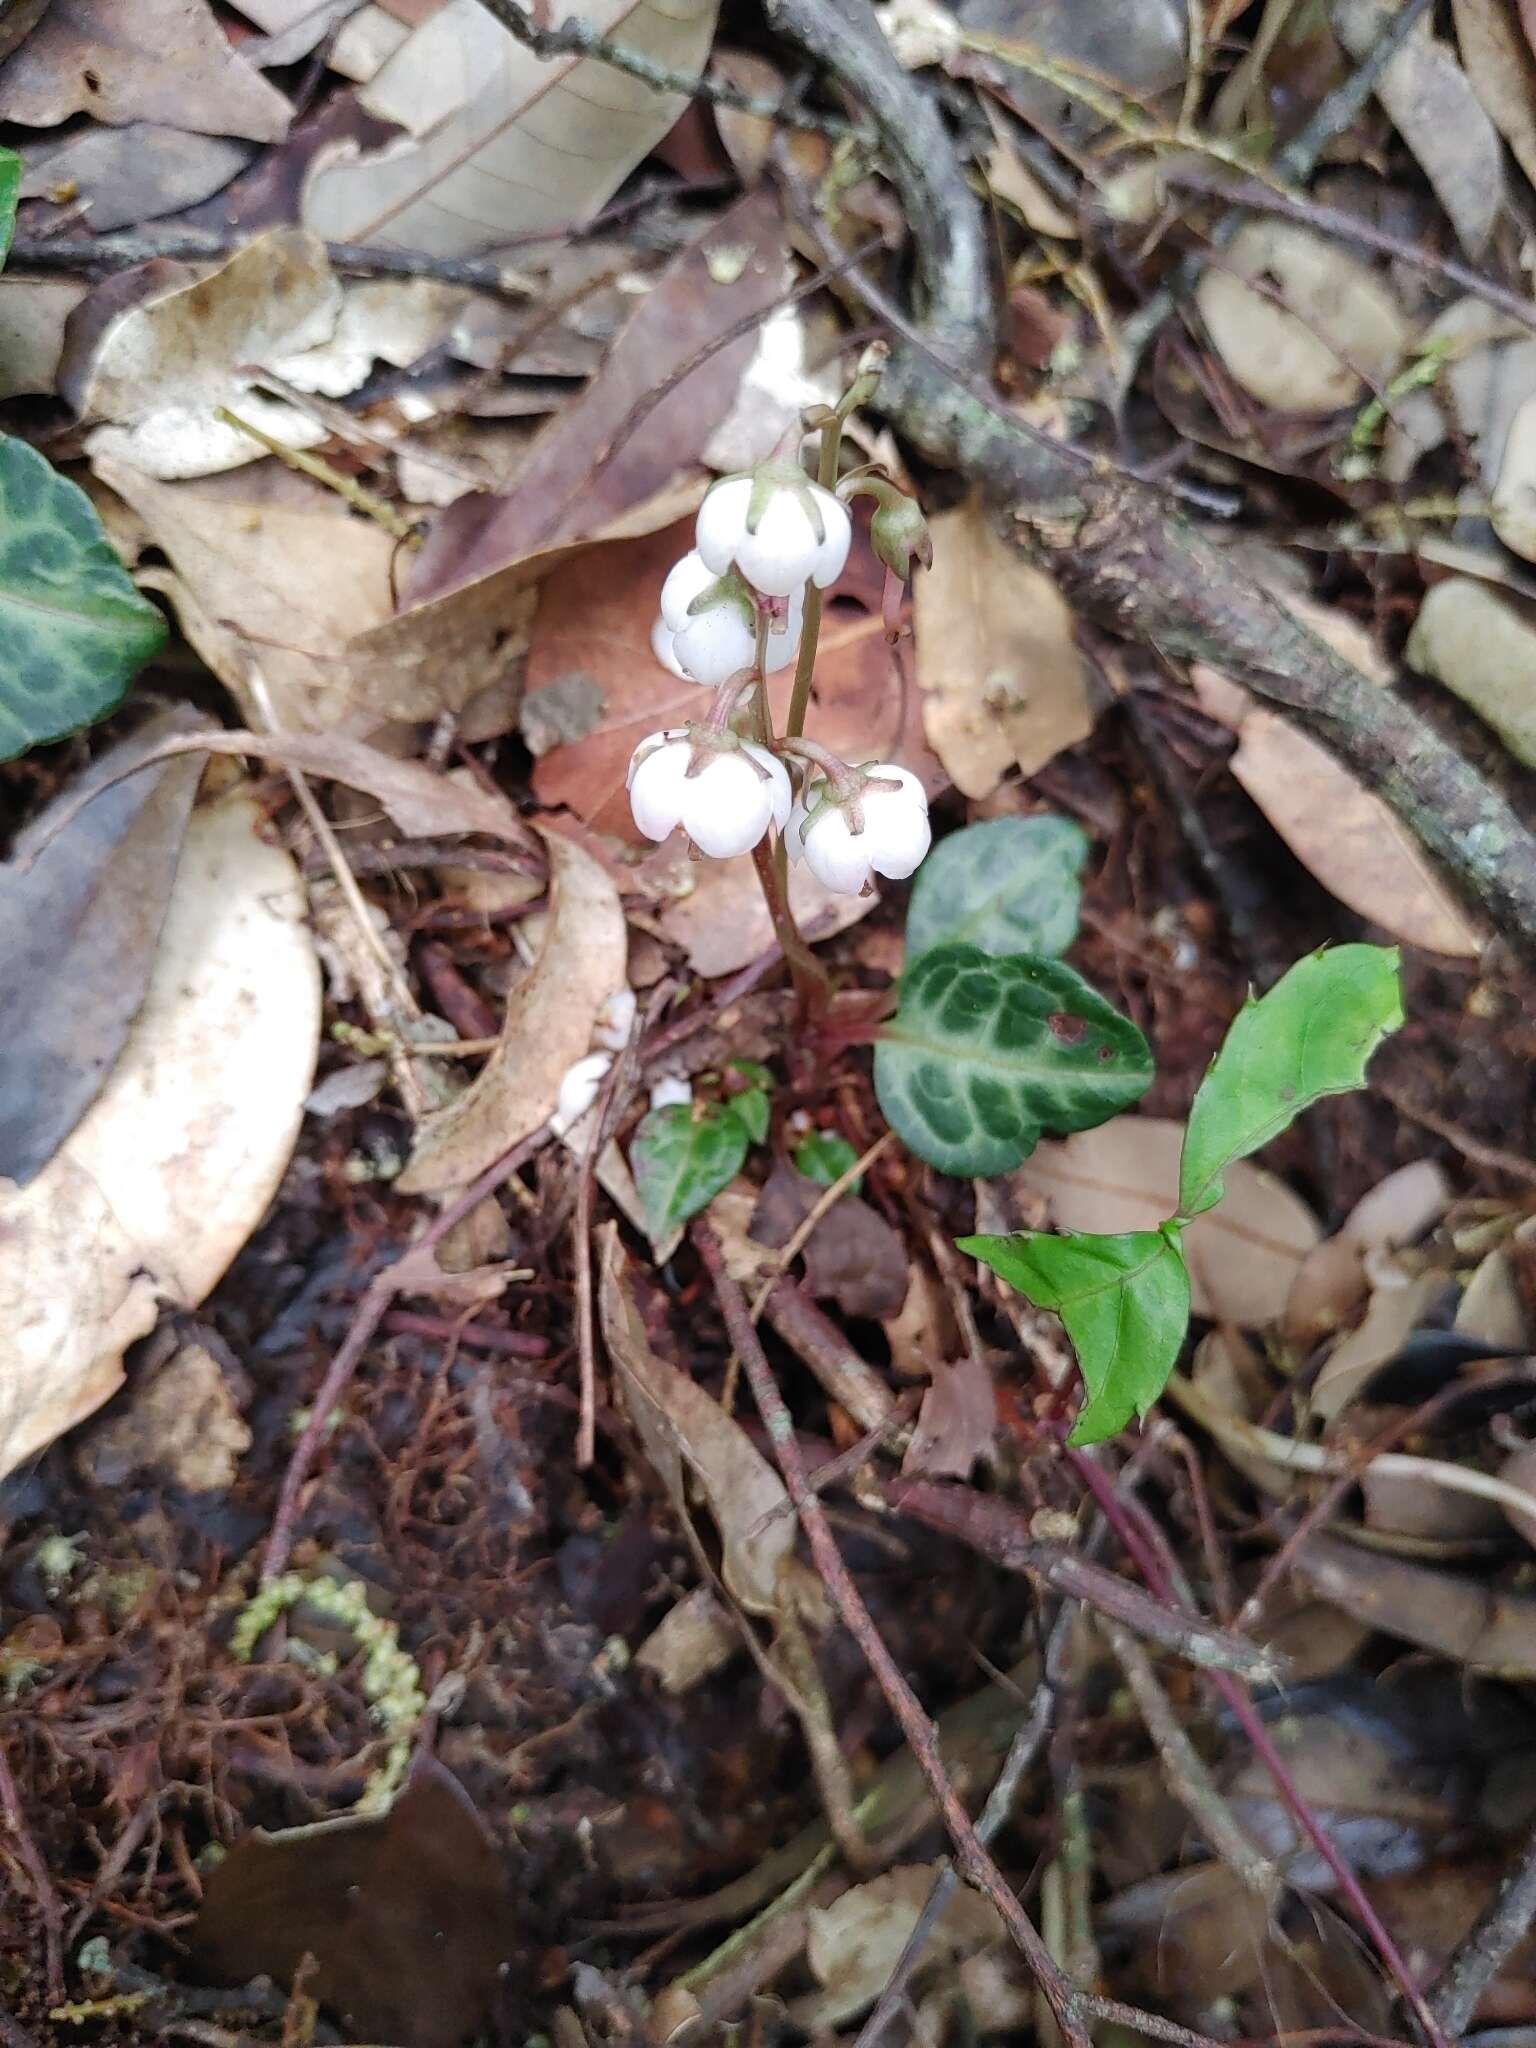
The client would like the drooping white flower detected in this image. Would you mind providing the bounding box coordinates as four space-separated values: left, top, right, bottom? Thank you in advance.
651 550 804 683
787 764 931 895
591 984 637 1052
696 468 852 596
554 1050 613 1133
627 730 792 859
649 1074 693 1111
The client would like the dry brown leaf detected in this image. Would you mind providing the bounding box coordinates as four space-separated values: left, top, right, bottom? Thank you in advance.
1294 1532 1536 1676
1407 575 1536 768
397 827 626 1193
1014 1114 1321 1325
658 848 876 976
0 786 320 1480
1335 0 1505 255
598 1223 795 1616
407 192 789 601
1195 219 1411 414
0 279 86 400
796 1865 1001 2030
1311 1266 1444 1422
77 1342 251 1493
1192 611 1480 958
1491 393 1536 563
1451 0 1536 191
912 497 1090 799
302 0 719 257
635 1584 740 1695
66 230 342 479
979 103 1078 239
528 516 942 839
0 0 293 139
18 121 254 232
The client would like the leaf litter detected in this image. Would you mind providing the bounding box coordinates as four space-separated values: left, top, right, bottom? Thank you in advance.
12 1 1536 2045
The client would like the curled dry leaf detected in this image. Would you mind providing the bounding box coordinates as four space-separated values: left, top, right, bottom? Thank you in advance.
1192 605 1480 958
911 497 1090 800
635 1583 740 1695
0 0 293 140
0 706 206 1187
0 785 320 1481
1013 1114 1321 1325
597 1223 795 1617
408 191 790 602
1335 0 1505 256
796 1864 1002 2030
1294 1532 1536 1677
1194 220 1410 415
397 827 627 1194
302 0 720 258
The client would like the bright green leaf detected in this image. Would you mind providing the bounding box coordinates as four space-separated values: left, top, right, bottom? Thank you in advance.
962 1225 1190 1443
0 435 168 761
793 1131 862 1192
876 944 1153 1176
729 1057 774 1091
632 1101 749 1237
1178 945 1403 1219
905 814 1088 963
733 1086 769 1146
0 149 18 272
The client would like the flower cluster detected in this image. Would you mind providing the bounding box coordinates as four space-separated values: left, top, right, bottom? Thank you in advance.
630 455 932 901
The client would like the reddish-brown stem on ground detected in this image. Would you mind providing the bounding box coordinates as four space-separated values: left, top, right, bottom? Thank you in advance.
0 1743 62 2003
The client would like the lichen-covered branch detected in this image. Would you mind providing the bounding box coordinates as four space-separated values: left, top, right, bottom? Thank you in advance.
770 0 1536 954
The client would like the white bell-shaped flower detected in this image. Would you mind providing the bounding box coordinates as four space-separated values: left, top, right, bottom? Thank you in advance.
653 550 804 683
554 1051 612 1133
649 1074 694 1111
628 730 792 859
787 765 931 895
696 470 851 596
591 984 637 1052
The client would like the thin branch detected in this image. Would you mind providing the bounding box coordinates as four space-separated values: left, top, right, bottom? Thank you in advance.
1429 1817 1536 2034
769 0 1536 955
694 1220 1094 2048
471 0 852 136
0 1744 62 2004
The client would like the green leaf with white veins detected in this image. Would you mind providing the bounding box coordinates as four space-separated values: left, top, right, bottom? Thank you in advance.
875 944 1153 1176
633 1100 750 1238
962 1226 1191 1444
905 814 1088 963
0 436 167 761
1178 945 1403 1220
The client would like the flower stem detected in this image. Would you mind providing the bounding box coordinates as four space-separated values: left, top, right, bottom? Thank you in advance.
784 409 845 742
745 613 830 1016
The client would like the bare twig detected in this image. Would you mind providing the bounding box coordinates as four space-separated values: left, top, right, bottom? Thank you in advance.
0 1744 62 2004
760 1281 899 1434
262 1126 548 1581
1430 1817 1536 2033
695 1219 1094 2047
470 0 852 134
769 0 1536 955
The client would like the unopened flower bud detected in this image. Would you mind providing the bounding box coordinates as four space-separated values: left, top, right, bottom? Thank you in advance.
869 491 932 581
554 1051 612 1132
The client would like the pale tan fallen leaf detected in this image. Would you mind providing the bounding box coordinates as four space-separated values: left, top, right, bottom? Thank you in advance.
980 103 1078 239
397 828 626 1193
1014 1115 1321 1325
1497 1440 1536 1550
635 1584 740 1695
1336 0 1505 255
302 0 720 257
798 1865 1001 2030
1195 219 1411 414
0 786 320 1480
328 2 410 79
94 456 532 732
1450 0 1536 192
1310 1265 1443 1422
1294 1531 1536 1675
1192 600 1479 958
658 849 876 977
1286 1161 1451 1343
1491 393 1536 563
0 279 86 400
0 0 293 140
1407 575 1536 767
18 121 254 233
912 496 1090 799
1456 1242 1532 1348
67 230 342 479
1343 1159 1452 1250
